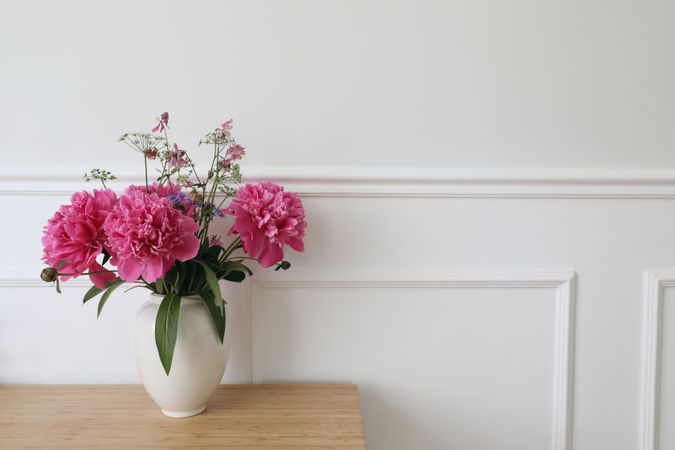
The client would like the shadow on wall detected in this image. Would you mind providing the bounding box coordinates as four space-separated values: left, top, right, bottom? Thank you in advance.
359 383 448 450
360 383 524 450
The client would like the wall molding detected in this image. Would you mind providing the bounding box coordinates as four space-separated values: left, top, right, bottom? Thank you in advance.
6 165 675 198
0 270 91 287
639 270 675 450
247 269 576 450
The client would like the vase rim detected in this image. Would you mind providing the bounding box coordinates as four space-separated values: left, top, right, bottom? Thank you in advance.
148 293 202 304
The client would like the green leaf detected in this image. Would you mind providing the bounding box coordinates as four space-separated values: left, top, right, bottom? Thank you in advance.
201 245 222 263
222 270 246 283
172 267 181 293
123 285 146 293
155 278 165 295
82 285 103 303
199 289 225 343
196 260 223 313
101 250 111 266
155 293 182 375
216 260 252 283
185 262 197 293
57 259 68 270
173 262 186 293
220 260 253 276
97 279 124 318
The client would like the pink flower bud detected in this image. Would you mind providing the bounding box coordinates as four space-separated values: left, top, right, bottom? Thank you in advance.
40 267 57 282
145 147 158 160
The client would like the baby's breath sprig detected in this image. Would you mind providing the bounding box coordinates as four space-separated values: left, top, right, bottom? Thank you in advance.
84 169 116 189
199 129 236 147
119 132 169 191
119 132 167 154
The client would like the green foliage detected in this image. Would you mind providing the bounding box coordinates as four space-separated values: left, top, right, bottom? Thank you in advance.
196 260 224 314
97 279 124 318
155 293 182 375
199 289 225 343
82 285 103 303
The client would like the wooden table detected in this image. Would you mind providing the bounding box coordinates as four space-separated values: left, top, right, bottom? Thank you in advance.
0 384 367 449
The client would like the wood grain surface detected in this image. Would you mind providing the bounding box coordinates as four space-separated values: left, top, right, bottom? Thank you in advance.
0 384 366 449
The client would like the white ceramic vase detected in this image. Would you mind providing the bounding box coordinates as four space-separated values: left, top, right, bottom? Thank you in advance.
135 293 228 418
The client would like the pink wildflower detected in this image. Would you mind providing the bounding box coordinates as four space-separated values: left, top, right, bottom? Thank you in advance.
225 144 246 163
145 147 158 160
216 119 234 143
169 143 187 168
152 112 169 133
226 182 307 268
103 186 200 283
41 189 118 288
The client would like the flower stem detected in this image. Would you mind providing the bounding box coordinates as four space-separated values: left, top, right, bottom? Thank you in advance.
57 270 118 276
144 155 149 193
221 237 243 261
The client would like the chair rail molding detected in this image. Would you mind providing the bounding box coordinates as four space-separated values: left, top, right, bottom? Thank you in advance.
639 270 675 450
247 269 577 450
7 165 675 198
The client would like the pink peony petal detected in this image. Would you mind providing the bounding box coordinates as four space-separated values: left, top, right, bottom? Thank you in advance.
258 242 283 268
171 235 200 261
89 261 116 289
117 258 143 282
287 237 305 252
141 257 165 283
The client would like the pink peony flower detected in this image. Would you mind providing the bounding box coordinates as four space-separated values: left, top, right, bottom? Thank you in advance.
169 143 187 168
104 186 200 283
41 189 118 288
225 144 246 163
152 112 169 133
226 182 307 268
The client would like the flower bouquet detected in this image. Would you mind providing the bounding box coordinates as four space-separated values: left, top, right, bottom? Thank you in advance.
40 112 307 416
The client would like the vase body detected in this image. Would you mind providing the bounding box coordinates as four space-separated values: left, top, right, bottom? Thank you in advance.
135 293 228 418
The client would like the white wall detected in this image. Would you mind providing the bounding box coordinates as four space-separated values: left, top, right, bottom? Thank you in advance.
2 1 675 450
2 0 675 169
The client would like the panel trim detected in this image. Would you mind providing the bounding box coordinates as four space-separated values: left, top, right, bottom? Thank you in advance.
639 270 675 450
0 270 91 287
6 165 675 198
247 269 576 450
